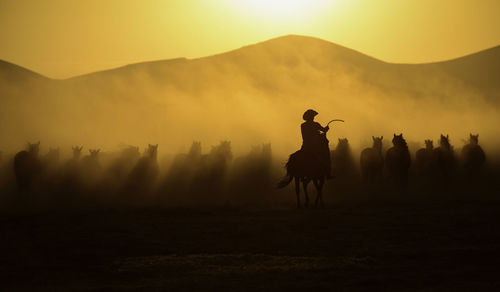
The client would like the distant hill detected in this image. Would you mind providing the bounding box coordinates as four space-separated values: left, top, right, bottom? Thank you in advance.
69 35 500 100
430 45 500 95
0 59 48 85
1 35 499 153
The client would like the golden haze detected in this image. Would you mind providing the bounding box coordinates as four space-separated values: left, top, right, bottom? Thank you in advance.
1 36 499 161
0 0 499 78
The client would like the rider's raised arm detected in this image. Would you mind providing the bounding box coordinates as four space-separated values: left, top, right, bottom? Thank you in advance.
314 122 329 132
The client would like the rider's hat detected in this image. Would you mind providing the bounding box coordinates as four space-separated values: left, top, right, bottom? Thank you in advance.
303 109 318 121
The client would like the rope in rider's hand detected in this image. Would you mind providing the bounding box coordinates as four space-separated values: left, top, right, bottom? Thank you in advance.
326 119 345 127
324 119 344 134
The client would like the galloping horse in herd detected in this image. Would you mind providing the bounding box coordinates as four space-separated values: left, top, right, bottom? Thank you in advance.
461 134 486 176
360 136 384 184
385 134 411 190
13 142 42 192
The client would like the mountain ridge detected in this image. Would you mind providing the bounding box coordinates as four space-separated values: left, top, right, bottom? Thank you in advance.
1 35 499 80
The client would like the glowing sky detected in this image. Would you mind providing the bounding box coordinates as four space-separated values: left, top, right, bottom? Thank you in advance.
1 0 499 78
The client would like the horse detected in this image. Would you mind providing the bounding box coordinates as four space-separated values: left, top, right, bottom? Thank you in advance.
13 141 42 192
332 138 357 178
62 146 84 195
81 149 102 187
195 141 233 199
434 134 456 182
415 140 435 176
106 145 141 190
169 141 202 178
40 147 62 192
125 144 159 196
230 143 272 203
461 134 485 176
162 141 203 201
386 134 411 191
277 150 327 208
165 141 232 203
65 146 84 174
360 136 384 184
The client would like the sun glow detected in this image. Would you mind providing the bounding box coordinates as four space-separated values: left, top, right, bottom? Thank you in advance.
230 0 332 21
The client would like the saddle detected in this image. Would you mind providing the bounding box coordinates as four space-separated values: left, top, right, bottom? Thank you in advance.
289 149 327 175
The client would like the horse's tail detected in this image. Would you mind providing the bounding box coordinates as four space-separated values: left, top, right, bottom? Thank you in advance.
276 175 293 189
277 151 301 188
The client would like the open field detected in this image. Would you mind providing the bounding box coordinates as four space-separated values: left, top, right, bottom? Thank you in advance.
1 196 500 291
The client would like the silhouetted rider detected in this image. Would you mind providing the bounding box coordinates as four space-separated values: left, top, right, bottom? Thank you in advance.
301 109 332 179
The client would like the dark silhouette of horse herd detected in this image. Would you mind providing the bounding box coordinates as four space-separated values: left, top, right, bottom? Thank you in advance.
0 141 272 206
0 133 489 208
359 133 485 185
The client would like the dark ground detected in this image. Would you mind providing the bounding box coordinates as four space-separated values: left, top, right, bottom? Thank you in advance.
1 197 500 291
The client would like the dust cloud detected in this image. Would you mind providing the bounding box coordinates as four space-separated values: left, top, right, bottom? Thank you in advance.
0 36 499 208
1 36 499 160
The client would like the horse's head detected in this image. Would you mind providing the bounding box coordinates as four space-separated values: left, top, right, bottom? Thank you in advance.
469 133 479 145
72 146 83 159
372 136 383 150
145 144 158 159
440 134 450 149
336 138 349 150
89 149 100 159
262 143 272 155
261 143 272 160
424 139 433 150
188 141 202 158
392 133 407 148
211 141 233 161
28 141 40 156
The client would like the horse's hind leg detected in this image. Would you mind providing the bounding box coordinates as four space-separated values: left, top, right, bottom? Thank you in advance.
314 178 325 208
303 179 310 208
295 177 301 208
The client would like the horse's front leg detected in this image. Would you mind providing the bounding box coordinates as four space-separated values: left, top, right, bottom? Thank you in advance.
295 176 301 208
313 178 325 208
303 178 310 208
